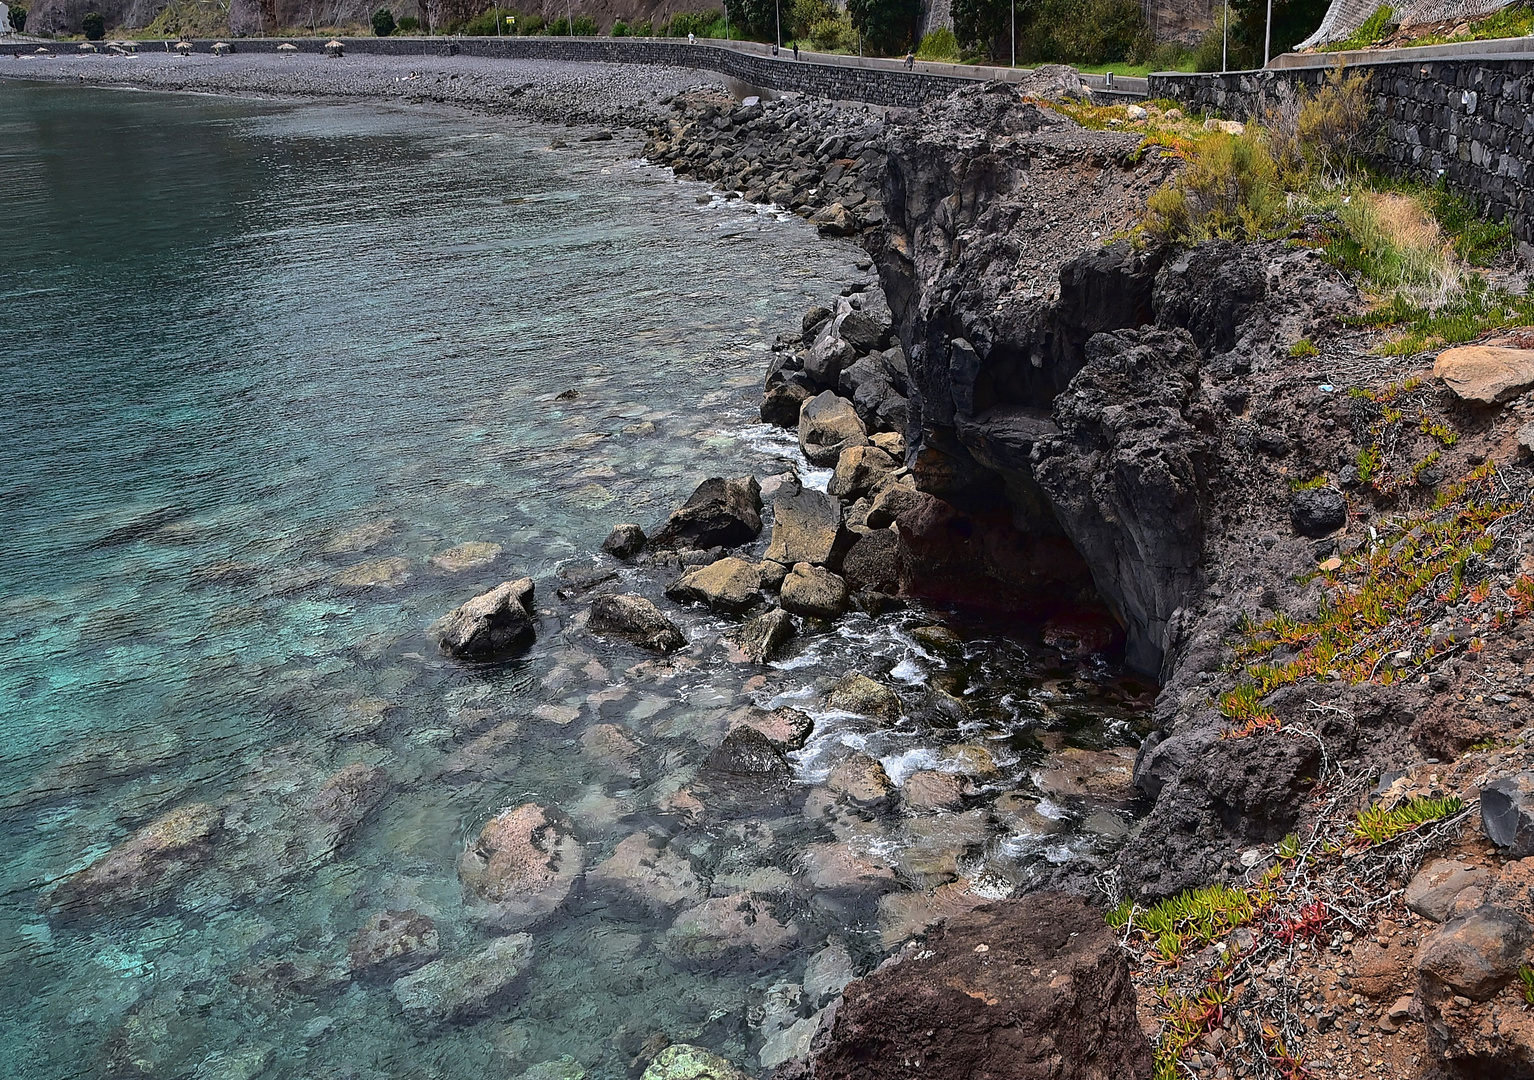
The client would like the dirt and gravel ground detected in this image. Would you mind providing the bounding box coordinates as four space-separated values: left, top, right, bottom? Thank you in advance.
0 50 724 124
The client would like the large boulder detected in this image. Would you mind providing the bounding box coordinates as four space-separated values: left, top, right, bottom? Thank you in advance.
1290 487 1347 538
1417 905 1532 1002
602 523 647 560
1406 860 1494 923
799 392 869 467
763 380 815 427
1482 773 1534 855
805 334 858 388
780 563 850 620
589 594 686 653
738 606 796 664
665 557 764 614
458 803 584 930
804 893 1153 1080
827 445 897 501
433 578 537 661
824 673 902 720
1433 345 1534 405
841 528 900 593
392 934 534 1025
648 476 762 551
765 488 845 567
49 803 223 916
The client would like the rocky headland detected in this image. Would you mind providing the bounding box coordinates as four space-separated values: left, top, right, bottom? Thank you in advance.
20 50 1534 1080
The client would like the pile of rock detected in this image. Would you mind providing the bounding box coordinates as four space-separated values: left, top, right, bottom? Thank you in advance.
643 92 885 237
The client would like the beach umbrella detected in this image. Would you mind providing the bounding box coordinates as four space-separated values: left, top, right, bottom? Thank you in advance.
278 42 299 52
324 39 344 56
175 40 192 53
78 41 97 51
212 41 231 54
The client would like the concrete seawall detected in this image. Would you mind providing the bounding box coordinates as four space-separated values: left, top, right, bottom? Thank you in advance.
1150 55 1534 246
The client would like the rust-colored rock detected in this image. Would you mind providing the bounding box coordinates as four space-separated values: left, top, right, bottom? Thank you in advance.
458 803 584 930
1433 345 1534 405
813 893 1153 1080
50 803 223 916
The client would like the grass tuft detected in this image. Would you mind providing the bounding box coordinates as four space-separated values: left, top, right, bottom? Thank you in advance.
1352 795 1465 844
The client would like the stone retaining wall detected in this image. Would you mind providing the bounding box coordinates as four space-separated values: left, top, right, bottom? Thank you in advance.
1149 58 1534 245
1 36 996 107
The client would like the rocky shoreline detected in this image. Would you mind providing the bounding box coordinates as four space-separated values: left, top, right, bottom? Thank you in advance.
19 49 1534 1080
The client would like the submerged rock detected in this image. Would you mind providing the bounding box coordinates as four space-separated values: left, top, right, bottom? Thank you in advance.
392 933 534 1025
458 803 584 930
348 910 441 981
304 763 392 862
50 802 223 916
649 476 763 550
589 594 686 653
429 541 503 572
433 578 537 661
641 1044 750 1080
587 832 704 913
814 893 1153 1079
603 523 648 560
824 673 901 720
663 892 796 962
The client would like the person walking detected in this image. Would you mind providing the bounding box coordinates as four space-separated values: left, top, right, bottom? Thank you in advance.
772 42 778 55
792 41 798 60
688 31 695 44
904 50 914 69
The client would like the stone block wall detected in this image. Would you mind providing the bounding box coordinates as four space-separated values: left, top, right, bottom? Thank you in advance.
1150 59 1534 245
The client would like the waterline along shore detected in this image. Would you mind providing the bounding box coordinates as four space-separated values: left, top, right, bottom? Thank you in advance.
9 43 1534 1080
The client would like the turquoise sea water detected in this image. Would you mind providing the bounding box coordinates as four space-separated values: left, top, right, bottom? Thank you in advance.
0 82 1147 1080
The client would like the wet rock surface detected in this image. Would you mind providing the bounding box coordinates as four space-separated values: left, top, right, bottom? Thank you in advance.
458 803 584 930
648 476 763 551
392 933 535 1025
433 577 538 660
589 593 687 653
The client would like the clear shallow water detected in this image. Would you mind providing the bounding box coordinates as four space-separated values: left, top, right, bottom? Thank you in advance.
0 83 1150 1080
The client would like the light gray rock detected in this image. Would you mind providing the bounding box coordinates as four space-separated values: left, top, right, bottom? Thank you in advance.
1405 860 1493 923
738 606 795 664
665 556 763 614
779 563 849 620
589 594 686 653
765 487 844 567
798 391 868 467
392 933 534 1024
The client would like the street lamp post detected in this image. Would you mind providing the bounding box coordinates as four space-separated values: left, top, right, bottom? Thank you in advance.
1221 0 1228 70
1263 0 1273 64
1010 0 1015 67
775 0 780 48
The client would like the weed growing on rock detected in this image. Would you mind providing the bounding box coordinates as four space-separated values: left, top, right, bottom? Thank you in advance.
1352 795 1465 844
1519 964 1534 1005
1288 338 1320 358
1352 277 1534 355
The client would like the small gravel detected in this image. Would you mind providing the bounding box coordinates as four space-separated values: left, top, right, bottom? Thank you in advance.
0 51 727 126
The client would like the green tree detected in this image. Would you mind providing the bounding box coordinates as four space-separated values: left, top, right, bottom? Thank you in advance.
1226 0 1327 68
371 7 396 34
571 13 596 32
9 4 25 32
81 9 104 37
725 0 780 41
952 0 1008 59
846 0 920 54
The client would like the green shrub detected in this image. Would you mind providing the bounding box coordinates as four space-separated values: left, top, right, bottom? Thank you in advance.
1144 130 1281 242
634 18 652 33
10 3 26 31
665 10 726 36
571 13 596 32
81 9 104 38
847 0 921 54
461 7 504 34
397 13 419 29
809 11 850 48
371 6 396 34
546 15 568 33
954 0 1146 64
611 18 629 34
1332 4 1395 49
516 11 543 32
915 25 960 58
790 0 836 37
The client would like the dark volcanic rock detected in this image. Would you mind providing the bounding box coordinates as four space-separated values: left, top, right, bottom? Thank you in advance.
841 528 901 593
349 910 440 981
1417 905 1532 1001
1032 328 1210 676
589 594 686 653
1289 487 1348 538
433 578 537 661
803 893 1152 1080
1483 773 1534 855
1152 241 1268 356
602 523 648 560
763 380 815 427
649 476 763 551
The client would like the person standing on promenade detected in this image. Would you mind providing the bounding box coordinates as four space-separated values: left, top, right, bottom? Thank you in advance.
688 31 695 43
905 50 914 69
792 41 799 59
